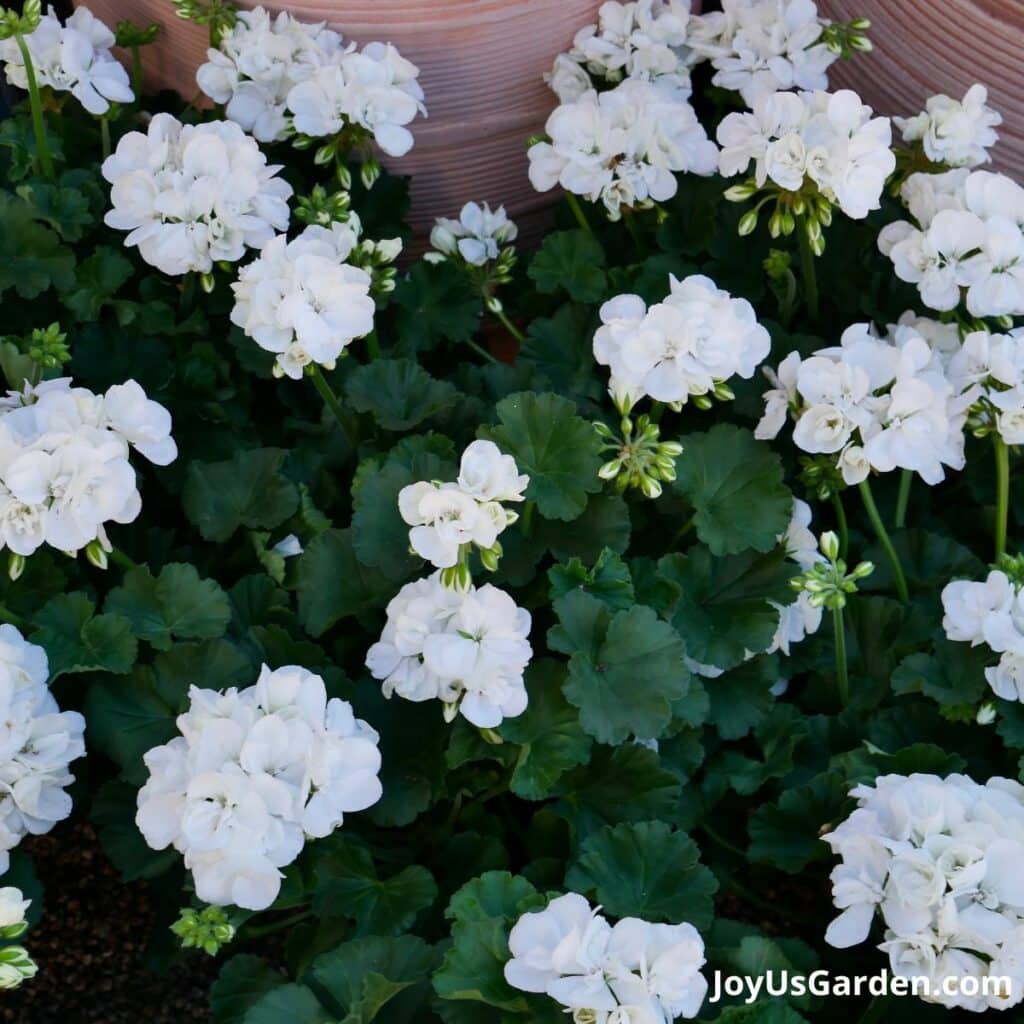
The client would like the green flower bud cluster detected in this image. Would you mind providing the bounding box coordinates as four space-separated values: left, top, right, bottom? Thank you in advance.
595 414 683 500
172 0 237 47
0 944 37 989
171 906 236 956
726 179 833 254
25 322 70 370
350 236 403 297
0 0 40 38
294 185 353 228
996 553 1024 589
799 456 845 501
114 20 160 48
820 17 873 59
791 531 873 611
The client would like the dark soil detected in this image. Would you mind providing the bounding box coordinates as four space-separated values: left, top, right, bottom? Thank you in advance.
1 822 218 1024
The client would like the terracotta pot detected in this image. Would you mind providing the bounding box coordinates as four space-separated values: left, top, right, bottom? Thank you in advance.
77 0 624 247
819 0 1024 176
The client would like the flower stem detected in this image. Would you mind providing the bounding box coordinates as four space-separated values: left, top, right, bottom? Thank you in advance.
493 306 525 345
565 192 593 235
0 603 26 629
364 330 381 361
309 365 350 437
797 215 819 321
994 434 1010 562
520 500 534 538
243 908 312 940
109 547 139 572
671 516 695 548
14 33 55 181
833 604 848 709
463 336 500 365
179 273 196 316
831 492 848 560
894 469 912 530
130 44 143 99
858 478 909 602
100 116 111 160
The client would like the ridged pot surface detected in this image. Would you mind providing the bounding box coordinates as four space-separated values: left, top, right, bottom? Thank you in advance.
819 0 1023 175
78 0 621 246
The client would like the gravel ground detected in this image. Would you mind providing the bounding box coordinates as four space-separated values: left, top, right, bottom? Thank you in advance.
1 822 219 1024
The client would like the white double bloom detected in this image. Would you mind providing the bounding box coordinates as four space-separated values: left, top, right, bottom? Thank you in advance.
135 665 382 911
896 84 1002 170
429 202 518 267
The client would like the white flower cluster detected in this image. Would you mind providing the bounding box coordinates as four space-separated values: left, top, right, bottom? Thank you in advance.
880 169 1024 318
365 571 532 728
545 0 697 103
823 772 1024 1012
0 886 35 990
769 499 824 656
197 7 426 157
944 326 1024 446
287 42 426 158
398 440 529 570
718 89 895 220
942 570 1024 704
528 78 718 220
102 113 292 276
135 665 382 911
429 202 518 268
756 320 968 486
593 273 770 413
0 377 176 558
0 625 84 875
504 893 707 1021
196 8 345 143
688 0 837 106
895 84 1002 170
231 218 385 379
0 5 132 115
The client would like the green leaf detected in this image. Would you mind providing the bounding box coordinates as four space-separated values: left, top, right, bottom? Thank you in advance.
673 425 792 555
480 392 602 521
527 229 607 303
550 591 690 744
211 955 285 1024
84 667 176 778
499 660 593 800
244 983 331 1024
548 548 635 612
830 742 966 786
296 529 392 636
713 1004 810 1024
15 180 94 242
445 871 541 927
345 358 458 431
747 772 848 872
311 935 439 1023
566 821 718 927
91 780 178 881
313 839 437 934
660 547 792 671
105 563 231 651
151 640 254 708
392 262 481 355
61 246 134 322
892 641 990 709
707 657 780 741
0 192 75 298
519 303 604 402
31 592 137 678
183 448 299 543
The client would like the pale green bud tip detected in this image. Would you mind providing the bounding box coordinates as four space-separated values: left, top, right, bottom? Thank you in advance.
7 553 24 582
738 209 759 236
851 561 875 580
977 702 997 726
599 459 623 480
0 945 37 989
479 727 504 745
819 531 840 561
442 700 459 723
640 476 662 499
85 540 109 570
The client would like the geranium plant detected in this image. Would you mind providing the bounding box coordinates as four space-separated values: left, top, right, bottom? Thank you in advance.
1 0 1023 1020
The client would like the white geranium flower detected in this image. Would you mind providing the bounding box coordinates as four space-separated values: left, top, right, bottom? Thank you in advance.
0 5 133 115
593 273 769 412
717 87 895 221
196 8 345 143
286 41 426 158
102 113 292 276
529 79 717 220
689 0 837 106
896 84 1002 169
135 665 381 911
366 572 531 727
505 893 708 1020
231 220 375 379
0 625 84 876
429 202 518 267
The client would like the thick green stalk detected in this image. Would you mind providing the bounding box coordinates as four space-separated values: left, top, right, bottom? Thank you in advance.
859 478 909 602
364 330 381 361
833 605 848 709
994 435 1010 562
797 216 819 321
895 469 912 530
463 336 500 365
831 492 849 560
493 306 525 345
0 603 26 629
565 192 593 235
520 500 535 539
100 116 111 160
130 44 143 98
14 32 55 181
309 365 349 436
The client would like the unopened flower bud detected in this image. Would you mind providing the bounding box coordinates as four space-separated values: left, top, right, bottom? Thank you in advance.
7 553 24 582
171 906 235 956
737 209 759 237
977 702 997 726
819 531 840 562
85 540 109 570
599 459 624 480
639 475 662 499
